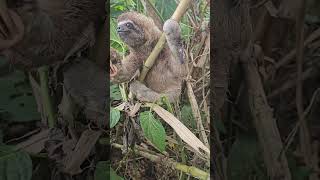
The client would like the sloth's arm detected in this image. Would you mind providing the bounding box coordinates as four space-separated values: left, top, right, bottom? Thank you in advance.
110 48 143 83
163 19 185 65
129 81 180 103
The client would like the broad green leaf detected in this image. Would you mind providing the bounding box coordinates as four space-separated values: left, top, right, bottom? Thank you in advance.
180 105 196 129
287 152 313 180
0 56 9 67
155 0 177 21
0 144 32 180
228 134 267 180
215 117 227 134
0 130 2 143
180 23 193 40
292 166 313 180
110 84 122 101
110 0 136 18
109 167 123 180
110 107 121 128
0 70 40 122
140 111 166 152
94 161 123 180
5 95 40 122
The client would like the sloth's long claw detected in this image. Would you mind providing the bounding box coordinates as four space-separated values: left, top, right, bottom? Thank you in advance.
110 63 118 78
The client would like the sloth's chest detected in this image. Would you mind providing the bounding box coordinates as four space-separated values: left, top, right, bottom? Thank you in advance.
144 60 182 92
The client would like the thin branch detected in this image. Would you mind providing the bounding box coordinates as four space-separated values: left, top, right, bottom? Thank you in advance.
38 66 56 128
111 143 210 180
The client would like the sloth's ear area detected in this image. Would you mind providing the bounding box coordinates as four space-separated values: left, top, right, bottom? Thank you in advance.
0 4 24 50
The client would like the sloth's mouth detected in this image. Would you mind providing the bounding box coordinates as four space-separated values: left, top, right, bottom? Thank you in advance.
117 30 129 34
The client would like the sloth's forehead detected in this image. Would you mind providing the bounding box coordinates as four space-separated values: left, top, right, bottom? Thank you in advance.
118 20 134 26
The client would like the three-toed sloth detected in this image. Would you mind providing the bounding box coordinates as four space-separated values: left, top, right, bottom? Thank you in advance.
110 11 186 102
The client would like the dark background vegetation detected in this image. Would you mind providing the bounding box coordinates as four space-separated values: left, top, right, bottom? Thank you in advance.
212 0 320 180
0 0 211 180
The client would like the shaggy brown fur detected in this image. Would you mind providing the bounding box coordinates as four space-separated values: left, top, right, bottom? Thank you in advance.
111 11 186 102
63 58 107 127
1 0 105 69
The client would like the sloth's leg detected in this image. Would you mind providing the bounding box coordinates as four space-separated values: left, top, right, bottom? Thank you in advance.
129 81 180 103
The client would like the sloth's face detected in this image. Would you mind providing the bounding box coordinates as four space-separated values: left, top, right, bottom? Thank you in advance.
117 20 145 47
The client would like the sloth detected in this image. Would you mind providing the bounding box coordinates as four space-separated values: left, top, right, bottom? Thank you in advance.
63 58 107 127
0 0 105 69
110 12 186 102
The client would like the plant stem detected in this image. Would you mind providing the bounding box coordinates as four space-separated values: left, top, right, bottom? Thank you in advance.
110 143 210 180
38 66 56 128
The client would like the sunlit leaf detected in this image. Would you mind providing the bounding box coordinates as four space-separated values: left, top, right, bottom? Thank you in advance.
94 161 124 180
180 105 196 129
155 0 177 20
110 107 121 128
110 84 122 101
140 111 166 152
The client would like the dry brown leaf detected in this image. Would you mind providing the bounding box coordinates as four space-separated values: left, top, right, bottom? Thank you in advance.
28 74 46 124
58 86 78 124
15 129 50 154
115 102 127 111
264 1 278 17
195 34 210 68
62 129 101 175
186 81 209 147
147 103 210 156
129 102 141 117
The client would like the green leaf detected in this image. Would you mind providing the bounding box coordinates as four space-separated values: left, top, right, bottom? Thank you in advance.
292 166 313 180
110 107 121 128
0 56 9 67
0 130 2 143
94 161 123 180
110 0 136 18
180 23 193 40
0 71 40 122
110 84 122 101
215 117 227 134
287 152 313 180
180 105 196 129
227 134 267 180
140 111 166 152
155 0 177 21
0 144 32 180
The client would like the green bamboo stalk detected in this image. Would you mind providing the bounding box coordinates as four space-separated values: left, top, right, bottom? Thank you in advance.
110 142 210 180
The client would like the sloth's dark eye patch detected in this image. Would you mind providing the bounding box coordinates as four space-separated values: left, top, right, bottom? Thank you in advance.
126 23 134 29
